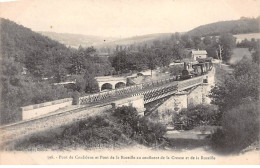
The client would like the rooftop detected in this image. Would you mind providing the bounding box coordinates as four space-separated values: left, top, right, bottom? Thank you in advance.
191 50 207 55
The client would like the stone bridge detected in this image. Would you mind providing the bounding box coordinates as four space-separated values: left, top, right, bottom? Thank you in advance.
79 70 213 106
0 67 215 145
95 76 127 91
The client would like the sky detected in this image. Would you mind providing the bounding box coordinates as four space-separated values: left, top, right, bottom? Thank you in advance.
0 0 259 38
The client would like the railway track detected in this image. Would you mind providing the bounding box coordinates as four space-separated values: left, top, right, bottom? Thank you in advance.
0 69 214 146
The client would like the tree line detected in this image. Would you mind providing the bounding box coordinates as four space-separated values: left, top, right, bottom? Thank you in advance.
187 16 260 37
108 32 237 74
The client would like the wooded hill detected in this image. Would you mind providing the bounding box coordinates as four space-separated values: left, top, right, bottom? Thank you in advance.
39 17 260 50
0 18 113 124
187 17 260 37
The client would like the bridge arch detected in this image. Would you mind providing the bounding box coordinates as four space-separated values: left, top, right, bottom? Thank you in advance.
101 83 113 91
115 82 126 89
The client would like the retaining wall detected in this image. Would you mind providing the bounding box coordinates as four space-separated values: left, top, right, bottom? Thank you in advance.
21 98 73 120
1 104 112 145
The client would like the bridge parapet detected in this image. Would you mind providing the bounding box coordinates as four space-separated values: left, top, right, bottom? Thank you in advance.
79 68 214 105
79 77 175 105
178 76 204 91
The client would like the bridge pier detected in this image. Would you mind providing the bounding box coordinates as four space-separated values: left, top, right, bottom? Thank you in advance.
151 84 213 124
111 95 146 116
151 68 215 124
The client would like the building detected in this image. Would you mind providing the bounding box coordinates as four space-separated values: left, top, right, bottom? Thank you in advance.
191 50 207 61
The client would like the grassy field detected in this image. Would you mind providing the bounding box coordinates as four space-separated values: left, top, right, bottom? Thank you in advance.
234 33 260 42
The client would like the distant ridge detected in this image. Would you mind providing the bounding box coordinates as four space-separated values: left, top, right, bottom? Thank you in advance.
39 31 175 48
38 17 260 48
97 33 174 47
39 31 119 48
186 17 260 37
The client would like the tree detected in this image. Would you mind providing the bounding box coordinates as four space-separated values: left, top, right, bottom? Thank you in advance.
112 106 166 146
171 43 185 60
205 45 218 59
218 33 236 62
203 36 212 46
251 42 260 64
210 57 259 112
192 36 202 49
174 105 220 130
146 50 159 76
181 34 194 48
158 47 172 67
110 51 129 74
84 72 99 93
211 101 259 153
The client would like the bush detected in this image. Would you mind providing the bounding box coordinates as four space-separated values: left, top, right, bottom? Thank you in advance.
112 106 167 146
136 117 166 145
211 101 259 153
113 106 139 128
12 106 167 150
60 115 127 148
173 104 220 130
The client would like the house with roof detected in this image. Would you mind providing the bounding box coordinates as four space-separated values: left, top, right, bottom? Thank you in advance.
191 50 207 61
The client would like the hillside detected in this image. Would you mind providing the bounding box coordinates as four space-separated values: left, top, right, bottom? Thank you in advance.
187 17 260 37
0 18 75 123
102 33 173 47
39 31 118 48
39 31 175 49
0 18 114 124
38 17 260 49
0 18 73 79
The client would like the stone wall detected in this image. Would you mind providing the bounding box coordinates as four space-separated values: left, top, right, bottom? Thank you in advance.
0 105 112 145
187 84 212 106
156 93 187 123
21 98 73 120
155 83 213 124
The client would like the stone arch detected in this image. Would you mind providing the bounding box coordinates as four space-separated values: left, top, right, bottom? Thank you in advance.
115 82 126 89
101 83 113 91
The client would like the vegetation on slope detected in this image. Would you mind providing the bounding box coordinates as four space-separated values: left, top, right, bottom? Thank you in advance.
0 18 114 124
209 46 259 153
10 106 166 151
187 17 260 37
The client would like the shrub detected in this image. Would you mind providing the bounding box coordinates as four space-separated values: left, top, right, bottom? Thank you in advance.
12 106 167 150
173 104 220 130
211 101 259 153
61 115 126 148
113 106 139 127
112 106 167 146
